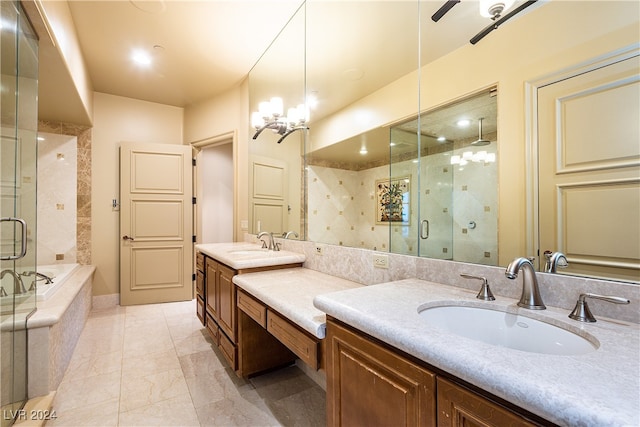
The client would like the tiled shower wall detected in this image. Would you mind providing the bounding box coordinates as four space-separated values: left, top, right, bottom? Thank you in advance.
307 141 497 264
37 133 77 264
38 121 91 265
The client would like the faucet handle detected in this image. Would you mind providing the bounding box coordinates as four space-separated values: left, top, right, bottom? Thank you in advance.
568 293 630 322
461 274 495 301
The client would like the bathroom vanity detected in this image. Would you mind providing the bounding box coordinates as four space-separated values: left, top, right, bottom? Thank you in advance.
194 242 639 426
314 279 640 427
195 243 305 375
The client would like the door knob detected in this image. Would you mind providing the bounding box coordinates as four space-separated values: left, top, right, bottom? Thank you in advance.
122 235 135 241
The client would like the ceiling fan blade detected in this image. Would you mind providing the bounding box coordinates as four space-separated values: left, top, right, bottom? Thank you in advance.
431 0 461 22
470 0 538 44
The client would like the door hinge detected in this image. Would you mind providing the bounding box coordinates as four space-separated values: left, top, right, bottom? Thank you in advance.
192 158 196 166
192 235 196 243
192 197 196 204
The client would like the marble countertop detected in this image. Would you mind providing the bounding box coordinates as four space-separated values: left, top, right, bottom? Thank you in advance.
233 267 363 338
195 242 306 270
313 278 640 427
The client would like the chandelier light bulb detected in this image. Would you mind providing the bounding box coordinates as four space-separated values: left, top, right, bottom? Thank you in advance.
270 97 283 117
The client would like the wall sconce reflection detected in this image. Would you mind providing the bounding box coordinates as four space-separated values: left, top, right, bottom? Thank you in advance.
251 97 309 144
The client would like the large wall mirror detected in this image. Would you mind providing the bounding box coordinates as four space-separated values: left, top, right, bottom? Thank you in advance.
248 0 640 284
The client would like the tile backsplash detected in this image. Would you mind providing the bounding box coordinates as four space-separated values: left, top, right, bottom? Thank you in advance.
273 238 639 325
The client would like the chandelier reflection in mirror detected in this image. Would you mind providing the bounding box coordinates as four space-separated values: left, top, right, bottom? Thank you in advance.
251 97 309 144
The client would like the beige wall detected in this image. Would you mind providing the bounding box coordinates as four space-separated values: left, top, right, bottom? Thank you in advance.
91 92 184 297
36 0 93 124
184 80 250 241
311 1 639 265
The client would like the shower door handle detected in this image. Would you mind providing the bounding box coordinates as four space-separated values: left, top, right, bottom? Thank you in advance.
1 217 28 260
420 219 429 239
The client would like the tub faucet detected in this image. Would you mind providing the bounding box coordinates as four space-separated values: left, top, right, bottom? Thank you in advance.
1 269 27 294
257 231 275 250
22 271 53 284
505 257 546 310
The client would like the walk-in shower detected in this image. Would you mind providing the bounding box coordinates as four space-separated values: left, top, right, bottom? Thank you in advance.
1 2 39 426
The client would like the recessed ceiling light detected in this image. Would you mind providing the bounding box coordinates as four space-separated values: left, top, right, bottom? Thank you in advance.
132 49 152 67
457 119 471 127
437 136 446 142
359 147 368 155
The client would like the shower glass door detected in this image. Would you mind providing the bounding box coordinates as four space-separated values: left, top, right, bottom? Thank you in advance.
1 1 38 425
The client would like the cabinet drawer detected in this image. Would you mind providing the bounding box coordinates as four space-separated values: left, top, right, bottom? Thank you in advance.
267 310 319 369
237 290 267 328
437 377 537 427
196 296 205 326
196 252 205 272
219 331 237 370
205 313 219 345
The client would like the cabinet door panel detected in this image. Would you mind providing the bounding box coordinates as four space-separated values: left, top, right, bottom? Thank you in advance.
217 264 237 340
437 378 536 427
205 259 218 320
196 269 204 297
326 319 436 427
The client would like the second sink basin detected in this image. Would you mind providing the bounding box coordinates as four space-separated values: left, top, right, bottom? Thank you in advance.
228 249 269 255
418 305 598 355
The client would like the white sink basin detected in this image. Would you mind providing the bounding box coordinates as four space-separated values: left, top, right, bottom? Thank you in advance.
418 305 597 355
228 249 269 255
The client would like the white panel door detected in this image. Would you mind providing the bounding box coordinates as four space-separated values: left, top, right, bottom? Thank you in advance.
249 155 288 234
538 55 640 282
120 142 193 305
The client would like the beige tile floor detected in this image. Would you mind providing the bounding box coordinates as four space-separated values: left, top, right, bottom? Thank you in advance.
47 300 326 426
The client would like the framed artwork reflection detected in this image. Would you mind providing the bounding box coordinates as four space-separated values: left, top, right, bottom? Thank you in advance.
375 176 410 225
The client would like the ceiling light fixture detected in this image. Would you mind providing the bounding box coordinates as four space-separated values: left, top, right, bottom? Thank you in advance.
251 97 309 144
131 49 152 67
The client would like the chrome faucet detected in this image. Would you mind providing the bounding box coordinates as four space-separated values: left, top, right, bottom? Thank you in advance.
461 273 495 301
283 230 299 239
22 271 54 284
257 231 278 251
505 257 546 310
568 293 630 322
544 251 568 273
1 269 27 294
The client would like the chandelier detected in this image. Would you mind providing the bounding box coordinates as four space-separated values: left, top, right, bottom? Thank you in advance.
251 97 309 144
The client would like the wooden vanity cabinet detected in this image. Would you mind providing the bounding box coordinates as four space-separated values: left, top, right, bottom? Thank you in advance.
195 252 205 326
437 378 538 427
325 318 549 427
326 318 437 427
205 258 237 368
198 251 303 374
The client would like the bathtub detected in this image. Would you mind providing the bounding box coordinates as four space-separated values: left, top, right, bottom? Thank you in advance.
33 263 80 301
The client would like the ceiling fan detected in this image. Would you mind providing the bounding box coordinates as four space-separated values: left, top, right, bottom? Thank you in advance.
431 0 539 45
